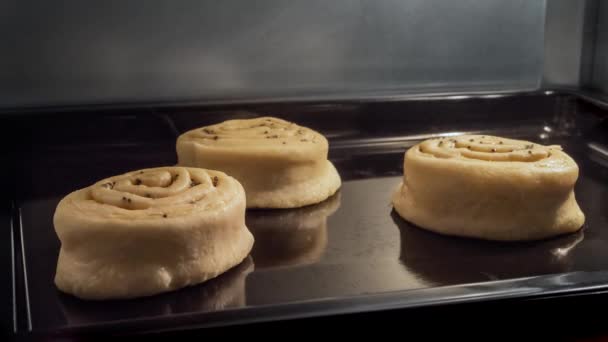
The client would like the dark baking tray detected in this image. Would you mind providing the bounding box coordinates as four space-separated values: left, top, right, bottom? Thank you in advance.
1 203 15 337
5 91 608 336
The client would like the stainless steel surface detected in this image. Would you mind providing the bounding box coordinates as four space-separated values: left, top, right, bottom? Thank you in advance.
562 89 608 110
591 1 608 94
1 0 544 108
578 0 599 88
542 0 590 87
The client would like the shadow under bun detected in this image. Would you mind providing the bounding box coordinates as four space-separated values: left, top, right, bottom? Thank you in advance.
393 210 584 286
58 257 254 325
247 192 341 269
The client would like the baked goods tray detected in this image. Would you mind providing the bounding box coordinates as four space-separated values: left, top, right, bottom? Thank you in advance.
6 90 608 337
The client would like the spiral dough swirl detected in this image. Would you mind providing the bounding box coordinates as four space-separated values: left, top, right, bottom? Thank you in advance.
182 116 325 159
86 167 239 217
417 135 561 163
53 166 253 300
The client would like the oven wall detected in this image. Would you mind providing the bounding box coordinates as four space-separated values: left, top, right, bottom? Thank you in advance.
1 0 546 108
589 0 608 94
542 0 591 88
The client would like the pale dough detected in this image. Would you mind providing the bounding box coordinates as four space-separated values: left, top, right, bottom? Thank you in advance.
59 257 254 323
54 166 254 300
392 135 585 241
176 117 341 208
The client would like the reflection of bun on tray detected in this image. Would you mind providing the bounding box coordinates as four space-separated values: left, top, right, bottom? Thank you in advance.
392 135 585 241
58 257 254 325
176 117 341 209
247 192 341 269
393 211 583 285
53 166 253 300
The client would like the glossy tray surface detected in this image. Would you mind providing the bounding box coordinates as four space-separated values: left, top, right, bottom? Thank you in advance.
9 93 608 334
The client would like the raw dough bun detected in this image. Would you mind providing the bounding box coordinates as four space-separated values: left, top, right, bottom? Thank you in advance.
392 135 585 241
176 117 341 208
54 166 254 300
247 192 340 269
59 257 254 323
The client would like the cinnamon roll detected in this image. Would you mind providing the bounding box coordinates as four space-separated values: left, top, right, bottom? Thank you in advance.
392 135 585 241
53 166 254 300
176 117 341 208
